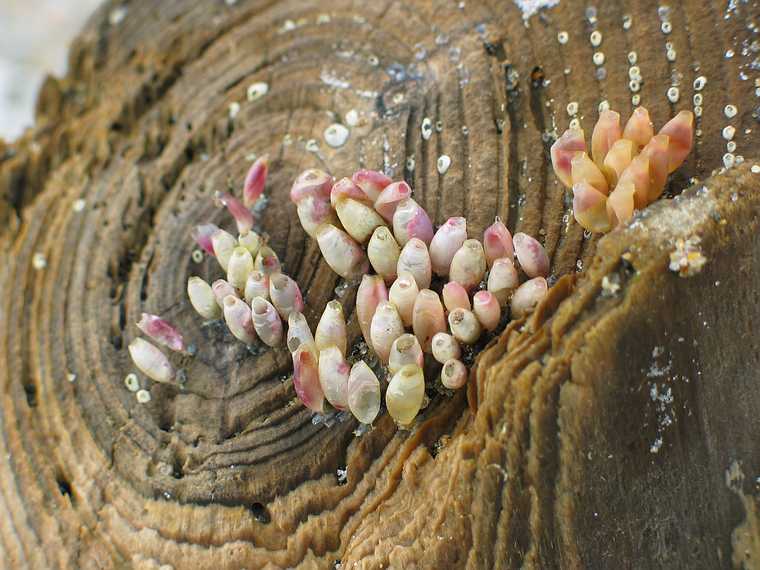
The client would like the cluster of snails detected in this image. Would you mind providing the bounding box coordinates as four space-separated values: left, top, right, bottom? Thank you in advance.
552 107 694 232
287 168 551 426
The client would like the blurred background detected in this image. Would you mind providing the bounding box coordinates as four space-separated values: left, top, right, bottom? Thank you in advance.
0 0 103 141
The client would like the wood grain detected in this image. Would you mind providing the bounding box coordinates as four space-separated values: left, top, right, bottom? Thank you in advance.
0 0 758 568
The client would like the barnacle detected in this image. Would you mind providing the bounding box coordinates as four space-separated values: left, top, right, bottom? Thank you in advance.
552 106 695 231
181 162 557 429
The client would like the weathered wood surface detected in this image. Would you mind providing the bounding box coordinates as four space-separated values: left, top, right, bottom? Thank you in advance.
0 0 759 568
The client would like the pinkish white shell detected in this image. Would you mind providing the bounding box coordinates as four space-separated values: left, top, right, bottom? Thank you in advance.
513 233 550 278
352 169 391 202
431 332 461 364
386 364 425 426
254 246 282 276
356 275 388 348
487 257 520 306
441 359 467 389
412 289 446 352
449 239 487 291
392 198 434 246
370 301 405 363
388 272 419 327
602 138 636 187
316 224 369 279
334 197 387 244
591 110 621 168
244 271 269 304
211 228 237 272
397 238 432 290
511 277 548 318
367 226 401 282
347 361 381 424
251 297 283 347
641 134 670 202
296 195 339 238
483 219 514 268
137 313 185 352
191 223 219 255
622 107 654 149
243 155 268 207
571 152 609 195
572 182 611 233
292 347 324 413
227 246 254 290
290 169 334 204
388 334 424 374
287 311 316 355
269 273 304 319
374 181 413 222
128 338 175 384
223 295 257 345
658 110 694 173
315 300 347 355
238 230 262 258
318 346 350 410
187 277 221 320
212 279 239 308
442 281 471 313
330 177 373 208
429 216 467 276
448 308 482 345
472 291 501 331
215 191 254 234
551 127 586 187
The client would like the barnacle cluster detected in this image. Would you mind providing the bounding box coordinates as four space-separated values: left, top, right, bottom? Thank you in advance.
129 106 695 427
551 107 694 232
288 168 551 426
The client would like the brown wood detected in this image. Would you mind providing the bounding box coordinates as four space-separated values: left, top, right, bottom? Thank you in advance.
1 0 758 568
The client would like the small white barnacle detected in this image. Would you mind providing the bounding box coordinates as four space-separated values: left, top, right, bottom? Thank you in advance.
136 389 152 403
590 31 602 47
598 100 610 113
667 86 680 103
622 14 632 30
726 141 737 152
32 252 47 270
627 51 638 65
722 125 736 140
629 79 641 93
632 94 641 106
191 249 204 263
693 93 703 106
592 52 605 66
247 82 269 102
693 76 707 91
557 31 569 44
566 101 579 116
437 154 451 174
124 373 140 392
324 123 349 148
628 66 641 80
421 117 433 140
694 105 703 118
661 21 672 34
569 117 581 130
724 104 738 119
228 101 241 119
